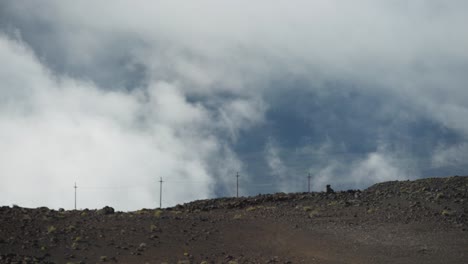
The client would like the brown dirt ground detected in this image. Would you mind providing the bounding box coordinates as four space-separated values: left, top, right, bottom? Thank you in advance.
1 176 467 263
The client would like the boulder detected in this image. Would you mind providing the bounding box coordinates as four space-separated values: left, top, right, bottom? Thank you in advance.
98 206 115 215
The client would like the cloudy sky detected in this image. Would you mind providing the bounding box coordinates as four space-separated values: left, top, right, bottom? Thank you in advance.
1 1 467 210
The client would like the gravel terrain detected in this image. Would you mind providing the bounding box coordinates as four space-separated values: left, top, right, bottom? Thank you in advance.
1 176 467 263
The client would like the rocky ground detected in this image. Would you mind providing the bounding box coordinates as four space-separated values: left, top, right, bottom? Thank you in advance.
1 176 467 264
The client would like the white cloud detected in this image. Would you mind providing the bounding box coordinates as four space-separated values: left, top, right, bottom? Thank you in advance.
312 150 411 191
15 0 466 138
0 35 251 210
219 98 266 141
265 139 287 179
350 152 409 186
432 143 468 169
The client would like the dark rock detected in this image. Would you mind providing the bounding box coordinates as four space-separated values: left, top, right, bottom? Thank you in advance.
98 206 115 215
38 206 50 212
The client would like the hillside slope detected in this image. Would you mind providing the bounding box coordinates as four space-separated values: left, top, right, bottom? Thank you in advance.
1 176 467 263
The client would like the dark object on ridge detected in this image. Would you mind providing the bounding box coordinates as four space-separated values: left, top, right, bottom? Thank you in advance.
98 206 115 215
326 185 335 193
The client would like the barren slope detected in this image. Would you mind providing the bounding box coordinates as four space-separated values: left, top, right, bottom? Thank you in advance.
1 176 467 263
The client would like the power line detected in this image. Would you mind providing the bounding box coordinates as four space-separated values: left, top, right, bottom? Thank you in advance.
79 186 146 190
249 183 274 186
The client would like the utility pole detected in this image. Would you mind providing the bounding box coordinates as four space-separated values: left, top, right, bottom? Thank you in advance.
159 177 163 208
236 172 239 198
308 173 311 193
74 182 77 210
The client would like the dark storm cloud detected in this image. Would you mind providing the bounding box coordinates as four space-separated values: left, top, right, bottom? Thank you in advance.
1 1 468 210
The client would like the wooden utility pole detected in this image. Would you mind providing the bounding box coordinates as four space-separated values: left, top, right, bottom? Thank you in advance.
74 182 77 210
308 173 311 193
236 172 239 198
159 177 163 208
